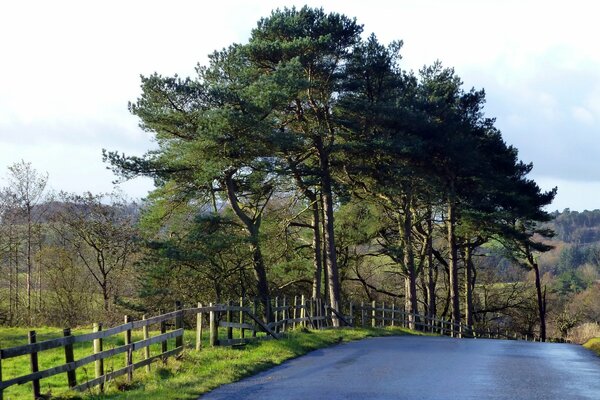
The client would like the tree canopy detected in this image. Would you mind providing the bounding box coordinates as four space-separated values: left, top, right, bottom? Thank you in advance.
105 6 555 335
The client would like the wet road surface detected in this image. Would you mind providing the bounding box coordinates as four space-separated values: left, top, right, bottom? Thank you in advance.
200 335 600 400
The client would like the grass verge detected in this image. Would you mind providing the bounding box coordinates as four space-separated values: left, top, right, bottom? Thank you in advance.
0 326 180 400
71 326 423 400
583 337 600 357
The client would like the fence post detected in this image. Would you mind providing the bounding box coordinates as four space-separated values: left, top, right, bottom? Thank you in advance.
310 298 315 328
382 302 386 328
316 298 321 329
274 297 279 333
391 303 395 327
209 302 218 346
196 303 203 351
93 323 104 392
349 302 354 326
142 315 150 373
175 301 183 348
0 347 3 400
293 296 298 329
252 299 258 337
124 315 133 382
63 328 77 388
361 302 365 327
240 298 245 339
28 330 41 400
371 300 376 328
160 310 168 361
282 296 288 333
300 295 306 328
227 300 233 340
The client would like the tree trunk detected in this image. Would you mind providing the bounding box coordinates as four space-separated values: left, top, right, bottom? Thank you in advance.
464 245 474 328
250 232 272 321
446 194 460 335
309 193 322 299
102 288 110 312
426 215 437 320
27 204 32 320
290 168 323 301
320 194 328 300
532 262 546 342
224 174 272 321
320 156 341 326
400 199 417 330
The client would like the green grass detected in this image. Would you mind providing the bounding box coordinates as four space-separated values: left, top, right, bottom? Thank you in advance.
82 326 422 400
583 337 600 357
0 325 182 400
0 326 426 400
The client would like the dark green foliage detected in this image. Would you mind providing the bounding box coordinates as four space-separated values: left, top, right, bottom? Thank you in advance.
100 6 560 337
552 209 600 243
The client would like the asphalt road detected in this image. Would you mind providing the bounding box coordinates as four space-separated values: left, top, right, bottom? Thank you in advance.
200 335 600 400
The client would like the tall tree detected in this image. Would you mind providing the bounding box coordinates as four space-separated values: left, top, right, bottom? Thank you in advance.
4 160 48 320
105 45 285 319
241 6 365 323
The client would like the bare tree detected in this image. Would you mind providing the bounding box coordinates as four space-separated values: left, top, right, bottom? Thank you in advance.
51 192 138 312
4 161 48 321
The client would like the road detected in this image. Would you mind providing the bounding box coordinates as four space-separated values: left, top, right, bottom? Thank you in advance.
200 335 600 400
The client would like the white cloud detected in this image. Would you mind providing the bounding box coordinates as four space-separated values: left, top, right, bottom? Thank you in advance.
571 107 595 125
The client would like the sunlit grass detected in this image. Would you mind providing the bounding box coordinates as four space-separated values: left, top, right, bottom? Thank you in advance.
583 337 600 357
0 325 181 399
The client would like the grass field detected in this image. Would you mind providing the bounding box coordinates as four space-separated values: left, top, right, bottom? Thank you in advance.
0 325 183 399
1 326 422 399
583 337 600 357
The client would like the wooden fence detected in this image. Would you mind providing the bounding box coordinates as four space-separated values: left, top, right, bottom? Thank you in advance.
0 296 565 399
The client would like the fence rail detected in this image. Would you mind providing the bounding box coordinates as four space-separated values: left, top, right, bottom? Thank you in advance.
0 296 566 399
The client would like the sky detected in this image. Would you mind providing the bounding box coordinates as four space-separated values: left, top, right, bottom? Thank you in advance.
1 0 599 211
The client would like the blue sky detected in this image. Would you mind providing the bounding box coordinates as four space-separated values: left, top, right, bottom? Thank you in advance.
1 0 598 211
